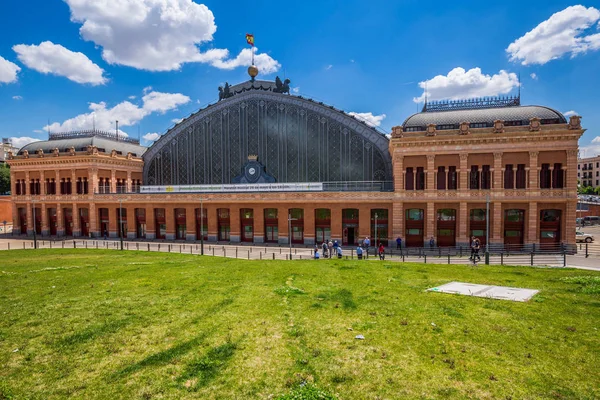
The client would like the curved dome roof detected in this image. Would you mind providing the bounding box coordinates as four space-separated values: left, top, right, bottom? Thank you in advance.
18 135 146 157
143 83 392 186
402 105 566 130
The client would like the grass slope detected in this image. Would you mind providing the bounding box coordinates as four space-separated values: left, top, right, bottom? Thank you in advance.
0 250 599 399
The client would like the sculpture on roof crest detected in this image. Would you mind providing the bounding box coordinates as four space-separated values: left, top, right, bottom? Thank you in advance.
218 83 234 101
273 76 291 94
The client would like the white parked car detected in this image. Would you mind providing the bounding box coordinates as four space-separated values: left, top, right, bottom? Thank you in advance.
576 231 594 243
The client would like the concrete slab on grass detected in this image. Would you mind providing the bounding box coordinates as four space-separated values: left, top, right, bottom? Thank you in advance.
428 281 538 302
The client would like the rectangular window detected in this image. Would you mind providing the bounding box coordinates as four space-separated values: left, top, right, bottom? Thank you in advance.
448 166 457 190
406 209 424 221
504 164 514 189
481 165 491 189
552 163 564 188
437 166 446 190
540 164 551 189
405 167 414 191
407 228 422 235
516 164 526 189
416 167 425 190
471 229 485 237
470 165 479 189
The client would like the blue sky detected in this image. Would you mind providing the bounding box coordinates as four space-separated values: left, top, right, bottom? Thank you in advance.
1 0 599 155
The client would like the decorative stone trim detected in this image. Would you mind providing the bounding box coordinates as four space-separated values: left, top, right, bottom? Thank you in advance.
391 126 403 138
459 121 470 135
493 120 505 133
568 115 582 130
36 149 44 158
529 117 541 132
426 124 436 136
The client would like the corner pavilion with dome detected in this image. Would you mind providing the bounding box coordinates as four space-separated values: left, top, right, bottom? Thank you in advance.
8 65 584 250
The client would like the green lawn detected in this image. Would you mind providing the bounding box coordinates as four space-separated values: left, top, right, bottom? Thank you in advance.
1 250 599 399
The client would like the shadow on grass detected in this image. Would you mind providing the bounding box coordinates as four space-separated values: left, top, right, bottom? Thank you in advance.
334 289 357 309
57 317 133 347
178 341 239 390
111 333 208 380
189 297 235 325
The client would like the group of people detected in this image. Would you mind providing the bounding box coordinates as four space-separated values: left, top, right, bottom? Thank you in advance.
314 236 386 260
313 234 483 264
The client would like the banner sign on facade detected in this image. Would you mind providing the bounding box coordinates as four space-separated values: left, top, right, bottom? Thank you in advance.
140 182 324 193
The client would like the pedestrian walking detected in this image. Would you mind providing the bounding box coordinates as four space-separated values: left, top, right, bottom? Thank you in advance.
328 240 333 258
356 245 363 260
396 236 402 250
429 236 435 249
378 243 385 260
364 236 370 258
322 241 329 258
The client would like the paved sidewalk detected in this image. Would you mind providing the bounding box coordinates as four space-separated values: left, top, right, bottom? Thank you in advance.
0 237 598 270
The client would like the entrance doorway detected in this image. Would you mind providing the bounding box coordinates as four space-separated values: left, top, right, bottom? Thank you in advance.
540 209 561 249
437 209 456 247
342 208 359 246
405 208 424 247
64 208 73 236
504 209 524 249
240 209 254 242
80 208 89 237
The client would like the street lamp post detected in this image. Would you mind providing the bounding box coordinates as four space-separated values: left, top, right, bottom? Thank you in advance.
200 197 204 256
119 198 124 251
485 193 490 265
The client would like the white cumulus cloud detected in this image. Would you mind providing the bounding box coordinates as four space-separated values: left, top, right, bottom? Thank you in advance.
563 110 578 117
45 90 190 133
171 118 184 124
143 132 161 142
348 112 386 128
530 73 538 80
580 138 600 158
507 5 600 65
291 87 300 93
208 47 280 74
64 0 279 73
13 41 107 85
413 67 519 103
10 137 41 148
0 55 21 84
12 95 22 100
142 91 191 114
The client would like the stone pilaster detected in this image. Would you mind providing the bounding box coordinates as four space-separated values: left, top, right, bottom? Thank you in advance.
185 205 196 241
459 153 468 190
426 155 435 191
253 206 265 243
393 153 403 192
165 206 175 240
492 202 502 244
72 203 80 237
110 169 116 193
529 151 539 189
493 152 503 190
303 206 315 245
56 205 64 236
146 205 156 239
527 202 537 246
278 206 289 244
89 202 97 237
392 202 404 240
458 202 468 246
425 202 435 246
26 202 32 235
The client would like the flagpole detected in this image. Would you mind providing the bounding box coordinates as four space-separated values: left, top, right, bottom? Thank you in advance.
252 43 255 65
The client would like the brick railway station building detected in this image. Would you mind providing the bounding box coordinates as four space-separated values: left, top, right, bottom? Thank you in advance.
8 74 584 250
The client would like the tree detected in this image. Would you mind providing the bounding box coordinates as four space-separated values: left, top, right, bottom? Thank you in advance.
580 186 595 195
0 163 10 195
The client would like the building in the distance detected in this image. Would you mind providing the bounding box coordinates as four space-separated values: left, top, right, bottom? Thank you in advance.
577 155 600 189
7 70 585 250
1 138 19 164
